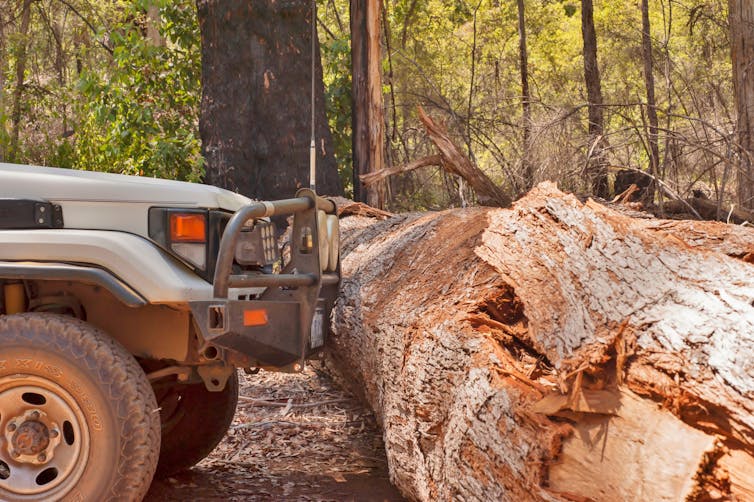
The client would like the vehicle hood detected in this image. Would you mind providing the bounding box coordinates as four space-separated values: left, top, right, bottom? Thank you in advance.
0 163 252 211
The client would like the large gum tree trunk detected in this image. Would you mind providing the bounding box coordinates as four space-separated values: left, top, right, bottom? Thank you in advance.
196 0 343 199
730 0 754 209
327 183 754 501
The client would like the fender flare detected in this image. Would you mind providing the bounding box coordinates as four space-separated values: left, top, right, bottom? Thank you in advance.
0 261 147 307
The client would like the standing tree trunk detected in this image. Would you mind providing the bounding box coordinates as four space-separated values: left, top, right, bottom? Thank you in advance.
581 0 608 198
0 9 7 162
351 0 385 207
9 0 33 163
641 0 660 203
730 0 754 209
516 0 533 191
146 3 163 47
327 182 754 501
196 0 343 200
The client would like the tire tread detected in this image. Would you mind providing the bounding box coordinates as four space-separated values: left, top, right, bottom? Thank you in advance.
0 314 160 502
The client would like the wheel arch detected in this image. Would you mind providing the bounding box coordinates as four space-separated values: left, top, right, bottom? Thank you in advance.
0 261 146 308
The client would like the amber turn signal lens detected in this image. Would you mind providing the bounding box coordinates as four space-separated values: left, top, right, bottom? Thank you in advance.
170 213 206 242
243 309 269 327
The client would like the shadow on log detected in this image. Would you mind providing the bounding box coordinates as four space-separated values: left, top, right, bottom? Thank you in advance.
326 182 754 501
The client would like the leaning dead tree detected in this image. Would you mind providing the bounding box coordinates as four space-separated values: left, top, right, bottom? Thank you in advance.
361 107 511 207
327 182 754 501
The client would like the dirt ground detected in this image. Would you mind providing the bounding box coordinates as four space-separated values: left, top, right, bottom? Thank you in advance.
145 366 405 502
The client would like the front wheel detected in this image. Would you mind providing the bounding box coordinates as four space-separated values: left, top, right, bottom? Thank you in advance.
154 371 239 478
0 314 160 501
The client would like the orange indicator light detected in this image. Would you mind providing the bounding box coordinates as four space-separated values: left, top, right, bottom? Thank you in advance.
243 309 269 327
170 213 206 242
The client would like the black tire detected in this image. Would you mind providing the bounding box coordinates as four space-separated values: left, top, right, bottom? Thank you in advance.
0 313 160 502
154 371 238 478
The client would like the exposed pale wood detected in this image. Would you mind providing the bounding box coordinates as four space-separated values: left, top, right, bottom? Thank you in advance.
548 389 715 501
418 107 512 207
327 182 754 501
721 448 754 499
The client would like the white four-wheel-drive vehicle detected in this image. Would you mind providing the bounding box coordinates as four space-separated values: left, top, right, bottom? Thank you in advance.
0 163 340 501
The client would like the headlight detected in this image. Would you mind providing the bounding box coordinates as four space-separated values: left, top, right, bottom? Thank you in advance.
169 212 208 269
234 219 279 267
149 207 229 281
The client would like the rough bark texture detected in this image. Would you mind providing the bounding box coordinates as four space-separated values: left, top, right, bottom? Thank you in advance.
580 0 607 198
9 0 32 163
641 0 660 202
516 0 532 190
729 0 754 208
351 0 385 207
327 182 754 501
196 0 342 200
0 9 6 162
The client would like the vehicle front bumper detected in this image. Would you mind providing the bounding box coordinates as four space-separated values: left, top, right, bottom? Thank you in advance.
189 188 340 370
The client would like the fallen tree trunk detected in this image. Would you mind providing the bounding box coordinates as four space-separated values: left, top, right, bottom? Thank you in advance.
326 182 754 501
662 196 754 225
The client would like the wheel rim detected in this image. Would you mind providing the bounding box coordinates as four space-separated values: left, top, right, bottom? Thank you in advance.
0 375 90 500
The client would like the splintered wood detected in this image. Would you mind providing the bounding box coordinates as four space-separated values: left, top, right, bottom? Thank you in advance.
326 182 754 501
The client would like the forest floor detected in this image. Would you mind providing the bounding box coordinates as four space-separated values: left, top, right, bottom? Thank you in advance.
145 366 404 501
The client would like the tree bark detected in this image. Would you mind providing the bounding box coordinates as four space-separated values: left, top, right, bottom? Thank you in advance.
641 0 660 203
327 182 754 501
351 0 385 207
196 0 343 200
581 0 608 198
516 0 533 191
9 0 33 163
729 0 754 209
146 4 163 47
0 9 7 162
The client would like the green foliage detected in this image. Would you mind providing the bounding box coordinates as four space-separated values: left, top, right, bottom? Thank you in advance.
73 0 203 180
0 0 739 208
314 0 734 209
320 32 353 196
0 0 202 181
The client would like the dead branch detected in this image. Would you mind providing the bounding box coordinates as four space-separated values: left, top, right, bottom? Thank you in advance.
360 154 442 187
418 106 512 207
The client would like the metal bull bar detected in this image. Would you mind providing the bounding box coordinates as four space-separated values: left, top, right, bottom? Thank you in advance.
213 189 338 298
192 188 340 370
